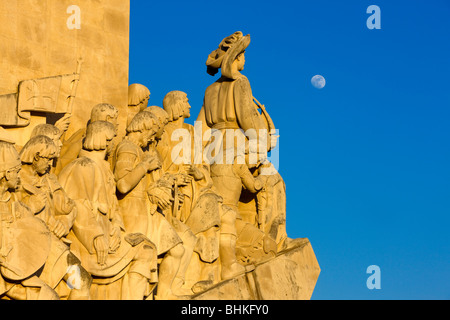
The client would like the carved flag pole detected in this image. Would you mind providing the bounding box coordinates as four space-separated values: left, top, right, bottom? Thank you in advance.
68 57 83 115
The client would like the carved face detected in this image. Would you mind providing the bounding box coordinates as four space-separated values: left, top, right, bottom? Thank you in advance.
237 52 245 71
6 165 21 190
156 117 168 140
107 115 119 133
140 128 157 147
182 97 191 119
33 154 53 175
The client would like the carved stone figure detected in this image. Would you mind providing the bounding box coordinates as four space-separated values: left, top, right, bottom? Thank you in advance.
17 135 92 299
29 124 64 175
0 11 321 298
114 110 193 299
58 121 157 300
197 31 273 158
239 164 291 251
0 129 58 300
196 32 280 264
30 124 63 158
115 111 162 236
203 33 301 255
127 84 151 127
158 91 250 286
55 103 119 175
158 91 205 222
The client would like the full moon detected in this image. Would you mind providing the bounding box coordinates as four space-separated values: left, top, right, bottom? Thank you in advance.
311 75 326 89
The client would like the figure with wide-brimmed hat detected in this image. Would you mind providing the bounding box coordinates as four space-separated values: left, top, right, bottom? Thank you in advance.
194 31 292 280
198 31 274 154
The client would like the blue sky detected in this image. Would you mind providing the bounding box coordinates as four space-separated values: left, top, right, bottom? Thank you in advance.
129 0 450 299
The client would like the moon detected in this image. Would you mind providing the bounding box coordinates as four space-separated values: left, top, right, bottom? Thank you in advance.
311 75 326 89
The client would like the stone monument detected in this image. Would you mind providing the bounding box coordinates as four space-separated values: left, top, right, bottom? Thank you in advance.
0 0 320 300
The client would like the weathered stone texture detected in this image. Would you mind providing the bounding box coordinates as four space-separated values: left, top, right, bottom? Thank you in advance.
191 240 320 300
0 0 130 145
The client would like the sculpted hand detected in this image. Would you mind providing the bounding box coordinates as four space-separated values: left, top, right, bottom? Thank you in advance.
189 166 204 180
148 183 174 210
175 173 192 186
54 114 72 136
157 193 173 210
180 164 192 175
258 161 278 176
50 219 68 239
108 226 121 253
180 164 202 180
155 188 174 210
143 155 161 172
94 235 108 265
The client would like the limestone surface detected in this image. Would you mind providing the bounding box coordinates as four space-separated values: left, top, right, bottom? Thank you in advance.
0 1 320 300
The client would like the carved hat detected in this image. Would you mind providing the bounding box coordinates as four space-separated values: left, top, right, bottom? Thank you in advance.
206 31 250 79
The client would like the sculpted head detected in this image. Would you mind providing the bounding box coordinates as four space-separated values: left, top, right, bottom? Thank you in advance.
235 51 245 71
83 121 117 156
206 31 250 79
127 111 159 148
31 124 62 157
163 91 191 121
90 103 119 130
20 135 57 176
128 84 150 111
146 106 169 139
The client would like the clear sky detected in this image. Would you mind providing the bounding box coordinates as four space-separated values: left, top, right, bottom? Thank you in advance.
128 0 450 299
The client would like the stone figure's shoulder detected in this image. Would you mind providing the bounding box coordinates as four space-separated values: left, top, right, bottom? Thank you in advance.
59 156 97 177
234 74 251 90
45 173 64 191
235 74 249 83
116 139 139 155
74 156 96 167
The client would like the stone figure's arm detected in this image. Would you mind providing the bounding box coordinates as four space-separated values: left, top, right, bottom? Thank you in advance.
147 176 174 211
115 149 145 194
234 77 268 146
234 163 267 194
115 149 160 194
46 174 77 234
17 189 46 215
58 159 105 253
49 189 75 238
110 196 125 233
72 199 105 254
108 200 123 253
189 164 214 190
